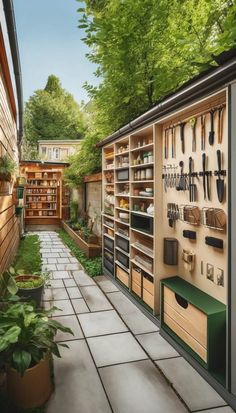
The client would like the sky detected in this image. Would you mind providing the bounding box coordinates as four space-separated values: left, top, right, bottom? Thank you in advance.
13 0 99 104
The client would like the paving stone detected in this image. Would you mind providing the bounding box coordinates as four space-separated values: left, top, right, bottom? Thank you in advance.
69 257 79 264
156 357 226 411
57 258 70 263
71 298 90 314
60 252 72 258
42 253 60 258
56 264 68 270
54 315 83 341
65 264 80 271
107 291 140 315
41 248 51 253
73 270 96 286
50 279 64 288
42 264 57 271
121 312 158 335
67 287 82 299
53 300 75 317
99 360 188 413
52 288 69 300
78 310 128 337
63 278 77 287
88 332 148 367
80 286 113 311
136 332 179 360
42 288 53 301
47 258 58 264
47 340 112 413
52 271 71 279
95 275 119 293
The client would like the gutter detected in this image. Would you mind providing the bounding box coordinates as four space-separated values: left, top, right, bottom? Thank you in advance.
3 0 23 144
97 56 236 147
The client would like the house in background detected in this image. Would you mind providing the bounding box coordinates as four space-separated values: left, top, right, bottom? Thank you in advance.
38 139 81 161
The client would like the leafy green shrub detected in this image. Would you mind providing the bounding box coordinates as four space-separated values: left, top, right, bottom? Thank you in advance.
0 155 16 176
14 234 42 274
58 229 102 277
16 278 44 289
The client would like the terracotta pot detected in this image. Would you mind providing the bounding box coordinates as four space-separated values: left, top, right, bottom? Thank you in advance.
7 355 53 409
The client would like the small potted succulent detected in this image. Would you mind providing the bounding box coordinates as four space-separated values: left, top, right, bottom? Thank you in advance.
8 268 49 307
0 300 73 409
0 155 16 182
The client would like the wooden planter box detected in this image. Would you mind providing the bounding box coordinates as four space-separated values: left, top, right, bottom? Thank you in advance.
62 221 101 258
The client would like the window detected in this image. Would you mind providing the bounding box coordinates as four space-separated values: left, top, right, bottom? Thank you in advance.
41 147 47 155
47 148 52 160
53 148 60 159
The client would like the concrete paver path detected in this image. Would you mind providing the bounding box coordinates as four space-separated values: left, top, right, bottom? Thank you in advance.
33 231 232 413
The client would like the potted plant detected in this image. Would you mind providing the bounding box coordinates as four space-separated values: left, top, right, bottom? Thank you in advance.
8 268 49 307
0 300 73 409
0 155 16 182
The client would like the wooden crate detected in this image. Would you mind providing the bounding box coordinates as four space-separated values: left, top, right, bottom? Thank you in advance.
116 265 129 287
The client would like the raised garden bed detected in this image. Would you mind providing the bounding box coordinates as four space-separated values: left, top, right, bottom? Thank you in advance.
62 220 101 258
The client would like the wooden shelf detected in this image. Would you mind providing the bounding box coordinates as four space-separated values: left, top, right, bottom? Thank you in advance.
131 243 154 259
131 227 154 238
116 207 130 212
132 180 154 183
131 195 154 199
115 149 130 156
115 231 129 240
102 213 115 220
131 162 154 169
115 166 130 170
131 210 153 217
115 219 130 226
104 233 114 241
26 208 57 211
116 246 130 257
26 185 58 188
25 216 59 219
131 259 153 277
130 143 153 152
115 181 129 184
115 260 130 273
115 193 130 197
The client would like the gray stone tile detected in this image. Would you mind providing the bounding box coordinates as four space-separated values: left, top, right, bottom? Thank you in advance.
63 278 77 287
65 263 80 271
99 360 188 413
196 408 233 413
50 279 64 288
42 264 57 271
156 357 226 411
60 252 72 258
107 291 139 315
53 270 71 279
47 340 112 413
80 286 113 312
69 257 79 264
67 287 82 299
136 332 179 360
41 248 51 253
73 270 96 286
53 300 75 317
54 315 83 341
42 288 53 301
57 258 70 263
95 275 119 293
56 264 69 270
122 312 158 335
42 253 60 258
47 258 58 264
52 288 69 300
49 248 63 253
72 298 90 314
88 332 148 367
78 310 128 337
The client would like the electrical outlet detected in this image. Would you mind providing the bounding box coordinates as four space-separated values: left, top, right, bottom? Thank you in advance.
206 264 214 282
217 268 224 287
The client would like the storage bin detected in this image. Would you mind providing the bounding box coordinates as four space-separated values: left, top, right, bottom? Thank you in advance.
116 265 129 287
104 236 114 252
116 235 129 253
116 250 129 268
131 213 153 235
104 257 114 274
117 168 129 181
143 274 154 309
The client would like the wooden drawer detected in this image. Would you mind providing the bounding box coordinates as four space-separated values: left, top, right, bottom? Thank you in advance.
164 286 207 337
132 268 141 286
143 288 154 309
132 280 141 297
116 266 129 287
164 313 207 362
143 276 154 295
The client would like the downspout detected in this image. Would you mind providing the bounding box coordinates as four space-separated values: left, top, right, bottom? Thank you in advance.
3 0 23 152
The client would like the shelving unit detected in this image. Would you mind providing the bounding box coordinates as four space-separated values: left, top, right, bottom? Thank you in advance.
20 161 70 225
102 126 155 309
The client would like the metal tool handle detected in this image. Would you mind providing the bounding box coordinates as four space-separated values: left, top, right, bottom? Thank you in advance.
217 149 221 172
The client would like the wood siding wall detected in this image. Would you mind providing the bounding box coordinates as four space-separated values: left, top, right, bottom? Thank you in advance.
0 61 19 274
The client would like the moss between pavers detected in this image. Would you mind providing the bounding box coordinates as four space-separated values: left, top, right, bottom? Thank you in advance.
57 229 102 277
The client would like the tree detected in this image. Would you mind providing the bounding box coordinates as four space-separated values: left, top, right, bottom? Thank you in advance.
22 75 86 159
78 0 236 135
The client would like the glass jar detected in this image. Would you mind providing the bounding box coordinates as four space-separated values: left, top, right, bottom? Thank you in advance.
141 169 146 180
148 152 153 163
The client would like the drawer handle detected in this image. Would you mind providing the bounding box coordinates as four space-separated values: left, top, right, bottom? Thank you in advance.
175 293 188 309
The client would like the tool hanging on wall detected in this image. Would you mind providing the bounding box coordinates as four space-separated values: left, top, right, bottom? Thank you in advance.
164 128 169 159
182 249 195 272
179 122 186 154
216 149 225 203
209 109 215 145
171 126 176 158
201 114 206 151
189 157 197 202
167 203 179 227
189 117 197 152
218 106 224 144
202 153 211 201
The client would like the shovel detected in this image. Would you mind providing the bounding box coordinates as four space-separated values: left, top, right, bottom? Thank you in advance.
216 149 224 203
189 157 197 202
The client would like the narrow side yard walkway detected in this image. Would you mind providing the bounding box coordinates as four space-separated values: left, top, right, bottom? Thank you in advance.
34 231 232 413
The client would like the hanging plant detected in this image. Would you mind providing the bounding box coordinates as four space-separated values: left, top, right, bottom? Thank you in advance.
0 155 16 182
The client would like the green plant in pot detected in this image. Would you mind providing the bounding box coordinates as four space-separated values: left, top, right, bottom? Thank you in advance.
0 155 16 182
0 300 73 409
8 267 50 307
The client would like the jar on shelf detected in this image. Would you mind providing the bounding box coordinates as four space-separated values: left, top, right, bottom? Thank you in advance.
148 152 153 163
143 153 149 164
137 169 141 180
146 168 153 180
140 169 146 180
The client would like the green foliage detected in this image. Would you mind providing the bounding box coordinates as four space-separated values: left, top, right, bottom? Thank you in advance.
0 300 73 375
0 272 18 298
23 75 86 159
78 0 236 135
0 155 16 176
70 201 79 222
13 235 42 274
58 229 102 277
16 278 44 289
63 131 102 186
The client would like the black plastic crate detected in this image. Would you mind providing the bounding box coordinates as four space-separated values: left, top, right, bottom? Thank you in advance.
103 257 114 274
116 250 129 268
104 236 114 252
116 235 129 253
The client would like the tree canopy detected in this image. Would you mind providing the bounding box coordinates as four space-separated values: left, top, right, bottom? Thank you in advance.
22 75 86 159
78 0 236 136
